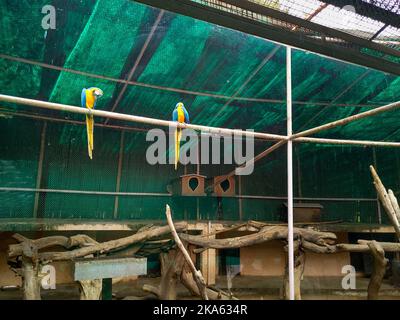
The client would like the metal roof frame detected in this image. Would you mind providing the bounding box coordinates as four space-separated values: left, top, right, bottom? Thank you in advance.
133 0 400 76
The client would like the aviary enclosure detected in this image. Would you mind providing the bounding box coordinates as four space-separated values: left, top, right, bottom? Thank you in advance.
0 0 400 300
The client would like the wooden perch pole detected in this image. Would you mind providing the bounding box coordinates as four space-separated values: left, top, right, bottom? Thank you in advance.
369 165 400 241
367 240 388 300
165 205 208 300
9 234 98 258
179 226 337 249
0 94 285 142
294 100 400 139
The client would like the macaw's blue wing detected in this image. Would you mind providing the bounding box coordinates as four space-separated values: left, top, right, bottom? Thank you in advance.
81 88 86 108
183 106 190 124
172 108 178 122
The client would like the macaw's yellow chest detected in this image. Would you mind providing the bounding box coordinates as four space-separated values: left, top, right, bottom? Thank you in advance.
85 91 95 109
177 107 185 123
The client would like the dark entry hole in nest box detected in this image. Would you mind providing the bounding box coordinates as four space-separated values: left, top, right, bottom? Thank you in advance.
220 179 230 192
188 177 199 191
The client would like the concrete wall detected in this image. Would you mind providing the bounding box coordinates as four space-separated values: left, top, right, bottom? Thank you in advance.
240 232 350 276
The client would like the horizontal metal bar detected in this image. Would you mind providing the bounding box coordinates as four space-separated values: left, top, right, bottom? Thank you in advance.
0 53 276 104
0 187 171 197
236 195 377 202
0 187 377 202
0 94 286 141
0 55 384 109
0 54 246 102
295 137 400 148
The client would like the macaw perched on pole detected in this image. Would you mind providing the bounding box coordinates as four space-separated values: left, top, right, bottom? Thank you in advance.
81 87 103 159
172 102 190 170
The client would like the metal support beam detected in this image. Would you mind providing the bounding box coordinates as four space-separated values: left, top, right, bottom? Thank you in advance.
286 47 295 301
133 0 400 76
370 24 388 41
220 0 400 58
0 186 379 202
33 121 47 218
320 0 400 29
292 3 328 31
0 187 171 197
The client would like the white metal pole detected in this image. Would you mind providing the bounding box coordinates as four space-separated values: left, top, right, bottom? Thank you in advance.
287 46 295 300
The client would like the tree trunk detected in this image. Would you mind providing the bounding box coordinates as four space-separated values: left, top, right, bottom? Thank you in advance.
21 256 41 300
180 263 235 300
367 240 388 300
158 250 185 299
282 243 305 300
165 205 208 300
79 280 102 300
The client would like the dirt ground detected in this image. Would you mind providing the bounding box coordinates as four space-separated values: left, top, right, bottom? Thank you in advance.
1 275 400 300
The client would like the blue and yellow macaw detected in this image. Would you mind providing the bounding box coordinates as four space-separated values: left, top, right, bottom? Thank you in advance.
81 87 103 159
172 102 190 170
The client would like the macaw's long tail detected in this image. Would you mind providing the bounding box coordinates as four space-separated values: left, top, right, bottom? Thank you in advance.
86 114 94 159
174 128 182 170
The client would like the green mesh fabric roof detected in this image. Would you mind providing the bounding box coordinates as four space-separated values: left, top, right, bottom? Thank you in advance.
0 0 399 222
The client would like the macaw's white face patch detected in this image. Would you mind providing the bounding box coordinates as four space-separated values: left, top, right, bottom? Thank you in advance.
94 89 103 97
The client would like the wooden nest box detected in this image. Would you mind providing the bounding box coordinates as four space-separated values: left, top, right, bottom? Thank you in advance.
168 174 206 196
280 203 323 222
211 175 235 197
